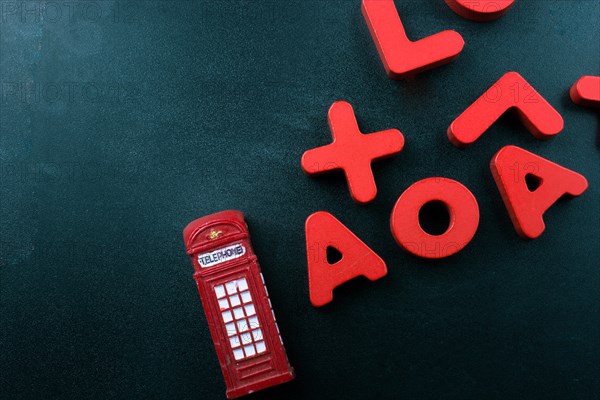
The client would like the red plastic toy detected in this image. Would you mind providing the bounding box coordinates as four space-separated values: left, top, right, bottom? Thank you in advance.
390 178 480 259
183 210 294 399
570 76 600 108
305 211 387 307
444 0 515 22
448 72 564 147
490 146 588 239
301 101 405 204
361 0 464 79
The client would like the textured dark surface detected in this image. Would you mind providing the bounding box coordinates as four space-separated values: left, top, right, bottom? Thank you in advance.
1 1 599 399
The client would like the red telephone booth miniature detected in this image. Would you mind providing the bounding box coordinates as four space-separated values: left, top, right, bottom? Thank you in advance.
183 210 295 399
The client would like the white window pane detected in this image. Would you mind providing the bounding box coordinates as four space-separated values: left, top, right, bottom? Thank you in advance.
255 341 266 354
214 285 226 299
236 319 249 333
237 278 248 291
218 298 229 310
243 344 256 357
222 310 233 323
226 281 237 295
225 322 236 337
244 304 256 316
241 332 252 345
233 307 244 320
233 348 244 360
248 316 259 329
252 328 263 341
229 294 241 307
229 336 241 348
240 291 252 303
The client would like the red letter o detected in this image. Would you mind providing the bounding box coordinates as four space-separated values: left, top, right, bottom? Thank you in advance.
390 178 479 259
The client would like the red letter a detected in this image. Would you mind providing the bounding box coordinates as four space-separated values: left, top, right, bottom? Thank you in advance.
490 146 588 239
305 212 387 307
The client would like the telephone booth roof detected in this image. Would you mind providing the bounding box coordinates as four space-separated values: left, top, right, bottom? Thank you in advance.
183 210 249 255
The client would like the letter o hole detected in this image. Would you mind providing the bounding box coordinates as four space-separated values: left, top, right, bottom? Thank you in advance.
390 178 480 259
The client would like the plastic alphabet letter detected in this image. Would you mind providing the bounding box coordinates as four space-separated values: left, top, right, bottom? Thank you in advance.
570 76 600 108
361 0 464 79
301 101 405 204
490 146 588 239
444 0 515 22
448 72 564 147
305 211 387 307
390 178 479 259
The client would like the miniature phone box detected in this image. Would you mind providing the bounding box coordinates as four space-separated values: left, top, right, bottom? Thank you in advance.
182 210 295 399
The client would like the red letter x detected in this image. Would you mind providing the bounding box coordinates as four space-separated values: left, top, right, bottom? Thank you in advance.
301 101 405 204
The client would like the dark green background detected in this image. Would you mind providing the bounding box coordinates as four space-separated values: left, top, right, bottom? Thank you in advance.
1 1 599 399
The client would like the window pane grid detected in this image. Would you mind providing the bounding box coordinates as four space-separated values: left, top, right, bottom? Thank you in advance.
214 278 267 361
